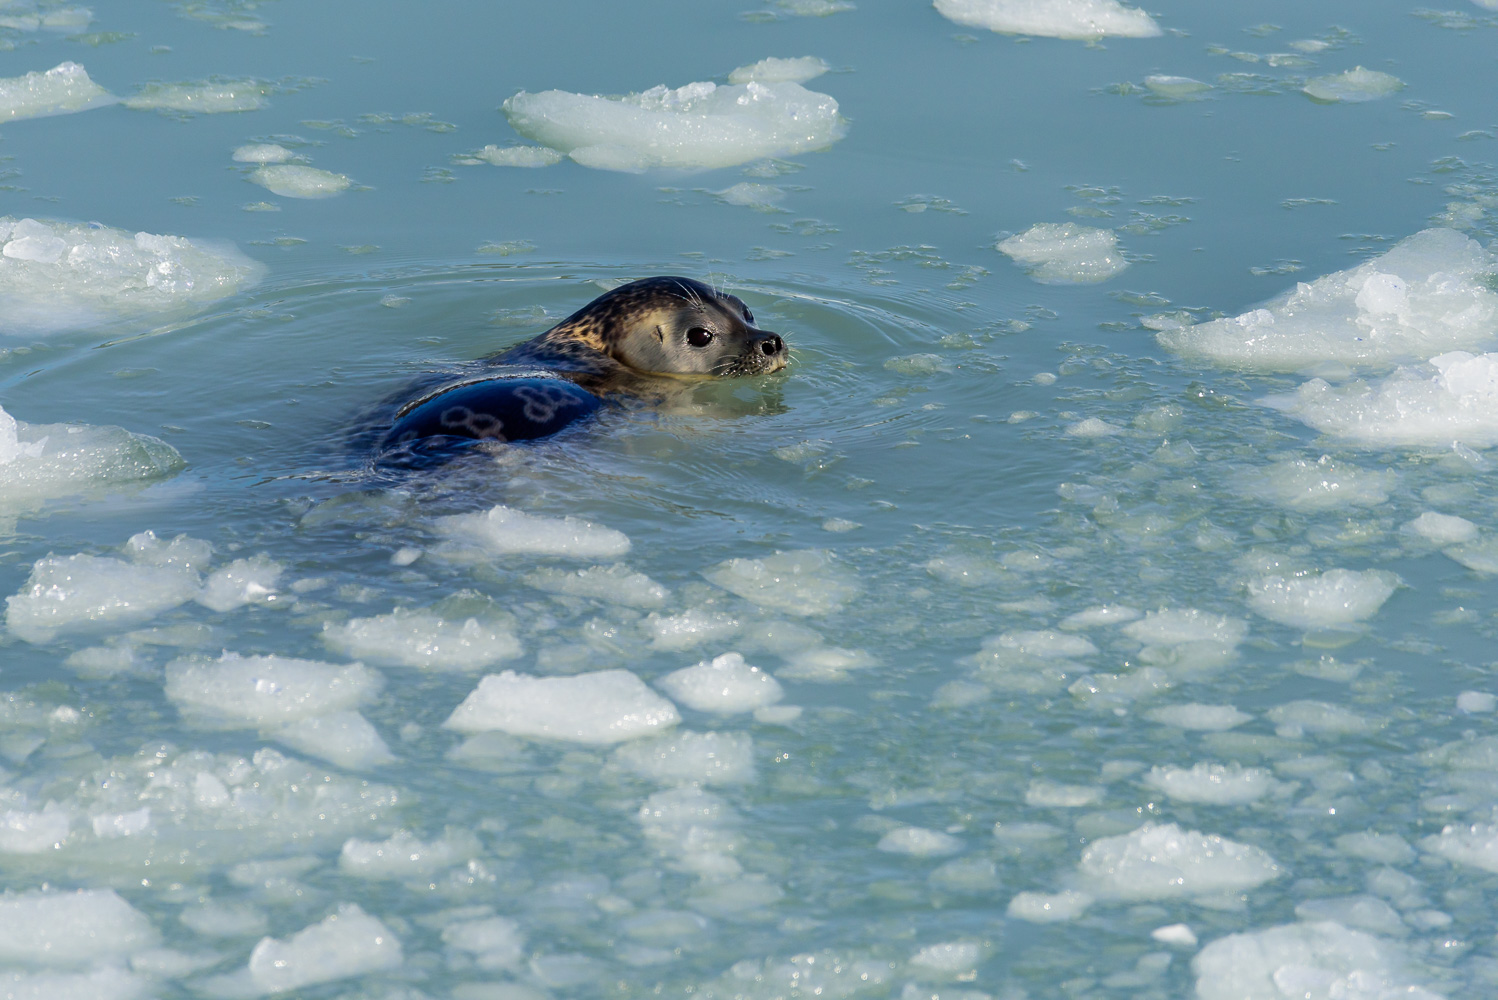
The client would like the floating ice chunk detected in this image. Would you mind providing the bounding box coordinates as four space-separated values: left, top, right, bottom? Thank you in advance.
778 644 874 681
6 552 200 643
910 940 982 972
0 62 116 122
442 916 525 971
0 967 150 1000
1238 455 1395 510
1335 832 1415 865
644 607 739 650
1076 823 1281 900
1144 703 1251 731
1402 511 1479 544
273 710 394 770
164 652 383 726
1006 890 1093 922
339 828 480 879
323 607 522 671
1458 691 1497 713
998 223 1128 284
1265 700 1374 738
1246 569 1399 629
197 555 283 612
1152 923 1197 947
0 409 183 506
1025 780 1101 807
1422 816 1498 873
1065 416 1124 437
715 181 787 211
124 78 271 113
878 826 963 857
525 563 668 608
460 144 566 167
502 77 846 172
770 0 856 13
933 0 1161 39
702 549 859 616
613 730 756 785
1061 604 1141 628
1143 762 1281 805
638 786 741 876
249 164 352 198
434 504 631 560
125 530 212 570
243 904 402 994
728 56 830 84
232 143 294 163
1295 896 1406 937
1445 535 1498 574
1303 67 1404 103
1193 921 1438 1000
1144 74 1211 98
0 889 159 966
91 806 152 839
1069 665 1171 707
1160 229 1498 371
657 651 784 714
1268 352 1498 447
0 803 69 852
445 669 679 744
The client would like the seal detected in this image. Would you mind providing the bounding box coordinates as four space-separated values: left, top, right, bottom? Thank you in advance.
377 277 787 462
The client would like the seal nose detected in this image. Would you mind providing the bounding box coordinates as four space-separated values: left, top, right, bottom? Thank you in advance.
759 333 784 357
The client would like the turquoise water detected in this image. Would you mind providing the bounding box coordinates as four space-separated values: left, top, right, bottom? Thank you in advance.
4 1 1498 998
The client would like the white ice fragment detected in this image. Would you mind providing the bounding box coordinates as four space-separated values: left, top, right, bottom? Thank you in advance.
1076 823 1281 900
197 555 282 612
728 56 830 84
1144 703 1251 731
1193 920 1438 1000
1265 700 1374 738
231 143 293 163
1142 762 1281 805
910 940 982 972
1303 67 1404 103
0 62 116 122
1334 832 1415 865
933 0 1161 40
1238 455 1395 510
0 889 158 965
1122 608 1247 647
1065 417 1125 437
0 409 183 506
0 968 149 1000
445 669 679 744
1060 604 1141 628
1006 890 1093 922
322 609 522 671
1151 923 1197 947
656 651 784 714
1402 512 1478 544
164 652 383 726
442 916 525 970
613 730 756 785
1144 75 1210 98
6 552 200 643
998 222 1128 284
463 144 566 167
777 645 874 681
249 164 351 198
124 78 270 113
1294 896 1406 937
503 77 846 172
273 710 394 770
125 530 212 570
1458 691 1497 713
715 182 786 211
338 828 480 879
1246 569 1399 629
638 786 741 876
1421 816 1498 873
91 807 152 839
245 904 402 993
1024 780 1101 807
433 504 630 560
525 563 667 607
1161 228 1498 371
877 826 963 857
702 549 859 616
0 803 69 852
645 607 739 650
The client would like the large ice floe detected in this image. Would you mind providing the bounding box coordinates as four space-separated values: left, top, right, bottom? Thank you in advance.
0 61 116 122
499 61 846 172
1192 921 1443 1000
997 223 1129 284
0 405 183 515
1074 822 1282 901
445 669 680 744
0 217 260 335
932 0 1162 40
1245 568 1400 630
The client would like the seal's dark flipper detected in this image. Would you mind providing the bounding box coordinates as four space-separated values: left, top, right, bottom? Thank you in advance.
377 377 602 463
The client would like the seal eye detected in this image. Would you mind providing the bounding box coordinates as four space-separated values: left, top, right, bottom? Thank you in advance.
686 327 714 348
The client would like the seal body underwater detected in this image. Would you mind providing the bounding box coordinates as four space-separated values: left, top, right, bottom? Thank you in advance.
376 276 787 463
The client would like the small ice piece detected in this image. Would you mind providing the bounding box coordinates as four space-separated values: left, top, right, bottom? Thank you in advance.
1421 816 1498 873
232 143 293 163
6 552 201 643
0 408 183 505
702 549 859 616
245 904 402 993
1246 569 1399 629
0 62 116 122
1144 703 1251 731
433 504 631 560
1334 832 1415 865
1193 920 1436 1000
1458 691 1498 713
1142 762 1281 805
164 652 383 726
1294 896 1405 937
998 222 1128 284
197 555 283 612
123 78 271 113
442 916 525 971
1265 700 1373 738
612 730 756 785
727 56 830 84
645 607 739 650
322 609 523 671
1402 512 1479 545
461 144 566 167
910 941 983 972
249 164 352 198
1006 890 1093 923
338 828 481 879
0 216 262 335
274 710 394 770
1238 455 1395 510
445 669 680 744
1061 604 1141 628
524 563 668 608
502 77 846 172
877 826 963 856
125 530 212 570
933 0 1161 40
1303 67 1404 103
0 889 159 965
1065 417 1124 437
1143 75 1211 98
1151 923 1197 947
777 645 874 681
656 651 784 714
1076 823 1281 900
0 803 69 852
638 786 741 876
1160 228 1498 372
1025 780 1102 807
714 182 786 211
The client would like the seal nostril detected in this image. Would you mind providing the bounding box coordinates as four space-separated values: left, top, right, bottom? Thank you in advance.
761 335 783 356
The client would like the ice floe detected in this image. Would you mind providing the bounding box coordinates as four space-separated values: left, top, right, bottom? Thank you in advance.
1142 762 1283 804
322 604 523 671
248 164 352 198
0 889 158 965
656 651 784 714
164 652 383 727
231 142 294 163
1245 568 1399 629
231 904 402 994
502 75 846 172
998 222 1128 284
433 504 631 560
123 78 271 113
934 0 1160 39
1265 700 1375 738
0 216 260 334
877 826 963 856
456 144 567 167
1303 67 1405 103
6 550 202 644
338 828 481 880
1402 511 1478 544
727 56 830 84
0 61 115 122
1076 823 1281 900
1193 921 1440 1000
0 406 184 514
638 786 743 877
702 549 859 616
1144 703 1252 731
1007 889 1093 922
1237 455 1395 510
962 628 1097 694
445 669 680 744
1120 608 1249 679
1144 74 1211 98
1160 229 1498 371
197 555 283 612
612 730 756 785
524 563 668 607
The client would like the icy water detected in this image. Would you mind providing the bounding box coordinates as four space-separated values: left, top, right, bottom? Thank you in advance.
3 0 1498 997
